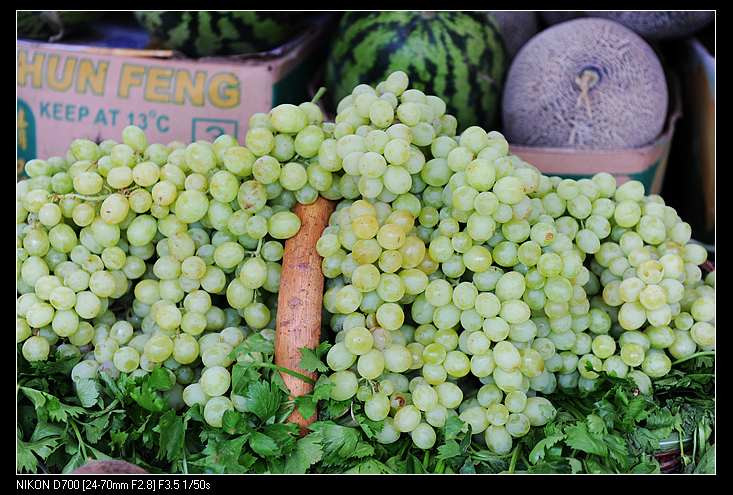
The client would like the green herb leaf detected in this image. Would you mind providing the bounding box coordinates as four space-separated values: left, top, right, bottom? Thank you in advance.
294 396 318 421
565 422 607 457
283 434 323 474
157 410 185 462
437 440 462 460
83 415 109 444
299 347 329 373
192 435 249 474
443 415 466 441
528 432 565 464
75 379 101 409
231 363 260 395
249 432 280 457
694 444 715 474
149 367 174 391
345 458 393 473
606 434 630 469
308 421 361 466
240 382 281 422
586 414 607 435
17 428 59 473
311 375 333 401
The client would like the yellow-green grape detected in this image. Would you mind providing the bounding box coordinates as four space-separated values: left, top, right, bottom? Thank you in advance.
641 349 672 378
620 343 645 367
22 335 50 362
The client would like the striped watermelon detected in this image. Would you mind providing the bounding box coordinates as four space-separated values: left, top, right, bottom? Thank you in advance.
17 11 104 41
135 11 315 57
324 12 507 130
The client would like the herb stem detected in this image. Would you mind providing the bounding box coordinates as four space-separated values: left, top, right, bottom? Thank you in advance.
70 421 88 460
671 351 715 366
508 444 520 474
253 362 315 385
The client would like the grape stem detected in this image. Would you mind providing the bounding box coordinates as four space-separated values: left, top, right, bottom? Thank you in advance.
671 351 715 366
52 193 109 202
311 87 327 105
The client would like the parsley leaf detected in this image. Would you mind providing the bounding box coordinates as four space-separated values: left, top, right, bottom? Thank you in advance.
240 382 282 422
299 347 329 373
157 410 185 462
564 422 607 457
283 434 323 474
249 432 280 457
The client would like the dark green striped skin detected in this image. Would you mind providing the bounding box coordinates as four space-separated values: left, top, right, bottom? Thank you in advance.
17 11 104 40
325 12 507 130
135 11 313 57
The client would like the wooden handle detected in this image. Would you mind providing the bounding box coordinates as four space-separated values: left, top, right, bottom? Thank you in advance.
275 196 335 434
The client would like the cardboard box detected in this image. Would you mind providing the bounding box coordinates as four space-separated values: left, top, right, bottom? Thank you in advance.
17 18 330 167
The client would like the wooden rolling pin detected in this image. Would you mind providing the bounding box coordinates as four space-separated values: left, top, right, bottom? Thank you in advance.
275 196 335 434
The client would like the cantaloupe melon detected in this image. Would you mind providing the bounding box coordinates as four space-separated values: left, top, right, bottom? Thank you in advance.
487 11 539 59
588 11 714 40
502 18 668 150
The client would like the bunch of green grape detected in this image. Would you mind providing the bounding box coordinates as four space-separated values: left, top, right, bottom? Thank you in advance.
316 71 715 453
316 72 580 452
16 68 715 450
16 113 322 427
555 178 716 391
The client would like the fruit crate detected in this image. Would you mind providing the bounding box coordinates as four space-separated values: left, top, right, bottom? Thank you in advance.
16 14 333 169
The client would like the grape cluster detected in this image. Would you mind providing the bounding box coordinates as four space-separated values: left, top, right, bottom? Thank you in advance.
16 106 329 427
16 69 715 455
316 71 715 452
